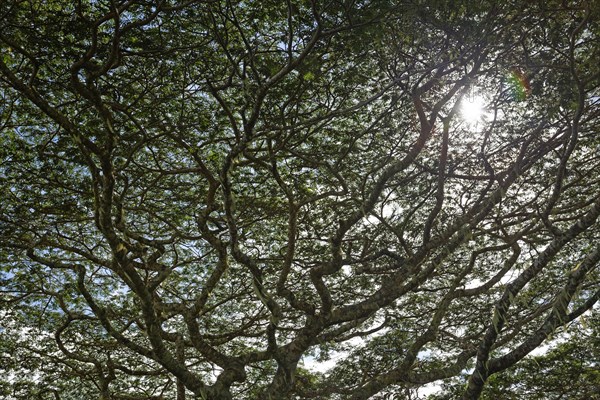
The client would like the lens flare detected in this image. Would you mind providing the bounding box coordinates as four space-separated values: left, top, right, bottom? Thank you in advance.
508 68 531 101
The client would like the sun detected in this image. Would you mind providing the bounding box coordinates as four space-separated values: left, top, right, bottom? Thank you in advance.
460 95 486 125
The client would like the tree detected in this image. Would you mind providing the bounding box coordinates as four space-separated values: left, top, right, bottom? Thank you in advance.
1 0 599 399
431 313 600 399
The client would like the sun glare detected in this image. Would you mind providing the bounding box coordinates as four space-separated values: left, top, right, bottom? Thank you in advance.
460 95 486 125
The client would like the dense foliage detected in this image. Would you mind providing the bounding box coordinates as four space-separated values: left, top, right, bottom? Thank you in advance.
432 313 600 399
1 1 599 399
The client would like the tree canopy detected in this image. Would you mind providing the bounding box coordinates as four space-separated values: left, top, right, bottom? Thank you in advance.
431 312 600 400
1 1 599 399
